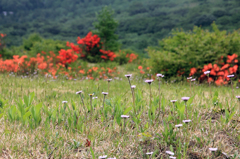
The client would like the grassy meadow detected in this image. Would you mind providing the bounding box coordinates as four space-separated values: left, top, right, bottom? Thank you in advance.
0 74 240 158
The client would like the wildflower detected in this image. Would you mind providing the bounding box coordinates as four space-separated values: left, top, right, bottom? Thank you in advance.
187 77 192 80
236 96 240 99
191 79 196 82
166 151 174 156
181 97 190 101
146 152 153 155
99 155 107 159
157 74 164 77
76 91 82 94
131 85 136 89
204 71 210 75
227 74 234 78
209 148 218 152
145 79 153 84
121 115 130 118
102 92 108 95
89 93 94 96
170 157 176 159
175 124 183 128
62 101 67 104
138 66 143 69
183 119 191 123
171 100 177 103
125 74 132 78
107 79 112 82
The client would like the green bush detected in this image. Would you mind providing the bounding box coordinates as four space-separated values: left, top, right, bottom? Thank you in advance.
147 23 240 78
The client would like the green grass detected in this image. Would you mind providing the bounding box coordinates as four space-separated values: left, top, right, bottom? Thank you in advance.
0 74 240 158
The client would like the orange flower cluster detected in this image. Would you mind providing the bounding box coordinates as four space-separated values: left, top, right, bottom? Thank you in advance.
126 53 138 63
99 50 116 61
57 49 78 65
138 65 151 74
0 50 118 80
190 54 239 85
0 33 6 48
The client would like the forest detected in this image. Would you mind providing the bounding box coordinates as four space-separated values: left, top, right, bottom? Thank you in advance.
1 0 240 54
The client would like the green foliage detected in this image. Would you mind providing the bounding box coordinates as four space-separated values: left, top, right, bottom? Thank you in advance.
148 23 240 78
5 33 68 57
93 6 120 52
2 0 240 53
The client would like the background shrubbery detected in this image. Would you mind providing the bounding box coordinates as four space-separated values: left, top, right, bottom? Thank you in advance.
148 23 240 79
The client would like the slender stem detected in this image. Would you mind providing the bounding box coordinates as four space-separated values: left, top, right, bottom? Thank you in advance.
231 79 234 98
90 95 93 113
185 101 188 119
108 81 110 94
208 75 212 97
102 95 106 111
131 88 136 114
149 84 152 107
158 79 161 112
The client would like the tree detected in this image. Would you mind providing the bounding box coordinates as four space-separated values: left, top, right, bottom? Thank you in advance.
93 6 120 52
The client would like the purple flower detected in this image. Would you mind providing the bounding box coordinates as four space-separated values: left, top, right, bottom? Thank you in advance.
209 148 218 152
170 157 176 159
145 79 153 84
166 151 174 156
227 74 234 78
146 152 153 155
121 115 130 118
76 91 82 94
102 92 108 95
175 124 183 128
183 119 191 123
125 74 132 78
204 71 210 75
157 74 164 78
181 97 190 101
131 85 136 89
99 155 107 159
62 101 67 104
107 79 112 82
171 100 177 103
187 77 192 80
236 96 240 99
191 79 196 82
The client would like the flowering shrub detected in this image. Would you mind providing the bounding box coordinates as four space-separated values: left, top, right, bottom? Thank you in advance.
0 49 118 80
66 32 117 62
0 33 6 56
115 50 138 65
190 54 239 85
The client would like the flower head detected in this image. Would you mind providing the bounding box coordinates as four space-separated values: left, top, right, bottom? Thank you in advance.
157 74 164 78
236 96 240 99
76 91 82 94
62 101 67 104
183 119 191 123
121 115 130 118
166 151 174 156
187 77 192 80
102 92 108 95
125 74 132 78
146 152 153 155
171 100 177 103
175 124 183 128
191 79 196 82
145 79 153 84
89 93 94 96
204 70 210 75
170 157 176 159
107 79 112 82
181 97 190 101
209 148 218 152
227 74 234 78
99 155 107 159
131 85 136 89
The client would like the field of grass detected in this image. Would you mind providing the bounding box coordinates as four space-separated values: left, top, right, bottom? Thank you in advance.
0 74 240 158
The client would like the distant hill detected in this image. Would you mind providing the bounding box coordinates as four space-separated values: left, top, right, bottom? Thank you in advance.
1 0 240 53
